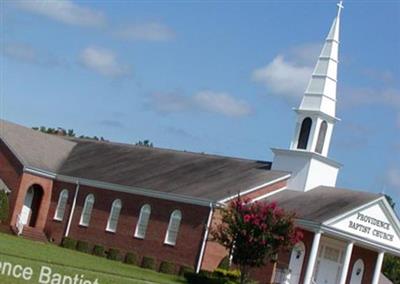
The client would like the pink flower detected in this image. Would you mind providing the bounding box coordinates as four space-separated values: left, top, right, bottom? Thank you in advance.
244 214 251 222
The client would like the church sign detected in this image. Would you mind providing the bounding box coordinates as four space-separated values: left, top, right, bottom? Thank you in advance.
327 201 400 249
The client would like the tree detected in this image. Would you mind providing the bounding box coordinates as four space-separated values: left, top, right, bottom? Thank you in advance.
33 126 106 141
0 189 9 223
383 194 400 283
135 140 153 147
211 196 302 284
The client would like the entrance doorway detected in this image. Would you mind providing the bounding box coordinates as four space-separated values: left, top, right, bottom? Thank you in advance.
313 240 344 284
20 184 43 227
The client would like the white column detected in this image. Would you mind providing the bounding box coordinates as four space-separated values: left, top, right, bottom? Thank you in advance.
304 231 322 284
339 241 354 284
371 251 385 284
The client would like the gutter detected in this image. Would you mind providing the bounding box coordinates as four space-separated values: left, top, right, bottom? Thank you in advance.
23 166 216 208
65 181 80 237
196 202 214 273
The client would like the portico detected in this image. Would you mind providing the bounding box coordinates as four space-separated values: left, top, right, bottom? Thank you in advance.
286 195 400 284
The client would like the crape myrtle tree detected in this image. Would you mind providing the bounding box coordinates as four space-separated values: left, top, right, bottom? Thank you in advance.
211 196 303 284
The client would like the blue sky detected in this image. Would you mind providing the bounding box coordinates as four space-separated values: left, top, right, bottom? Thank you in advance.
1 0 399 212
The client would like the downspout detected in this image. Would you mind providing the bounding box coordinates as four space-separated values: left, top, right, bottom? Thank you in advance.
196 202 214 273
65 181 79 237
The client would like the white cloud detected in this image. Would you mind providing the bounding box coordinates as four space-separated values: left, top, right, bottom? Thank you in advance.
252 55 313 99
79 47 129 77
115 22 175 41
397 113 400 129
15 0 106 28
2 42 37 63
2 42 65 67
387 168 400 189
149 91 252 117
193 91 251 117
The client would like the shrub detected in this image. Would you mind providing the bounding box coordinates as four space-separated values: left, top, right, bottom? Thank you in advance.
107 248 120 261
159 261 175 274
218 256 230 270
61 237 77 250
213 268 241 281
0 190 9 223
92 245 105 257
179 265 195 276
141 256 156 270
184 269 242 284
124 252 138 265
76 241 90 253
184 271 224 284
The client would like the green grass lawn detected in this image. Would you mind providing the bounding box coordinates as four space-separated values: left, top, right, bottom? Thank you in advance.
0 233 186 284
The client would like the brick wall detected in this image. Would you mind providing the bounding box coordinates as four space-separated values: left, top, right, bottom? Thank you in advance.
45 181 211 269
0 141 23 224
345 245 378 284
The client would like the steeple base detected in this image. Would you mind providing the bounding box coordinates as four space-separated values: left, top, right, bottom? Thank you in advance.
271 148 342 192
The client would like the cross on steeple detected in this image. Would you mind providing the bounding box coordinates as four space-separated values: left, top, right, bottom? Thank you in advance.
337 1 344 18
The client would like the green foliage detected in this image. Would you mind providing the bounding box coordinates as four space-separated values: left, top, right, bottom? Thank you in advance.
184 270 238 284
107 248 120 261
383 255 400 284
213 268 241 281
179 265 195 276
141 256 156 270
92 245 105 257
218 256 230 270
159 261 176 274
33 126 106 141
0 190 9 222
211 196 301 283
61 237 77 250
385 194 396 209
76 240 90 253
135 140 153 147
125 252 139 265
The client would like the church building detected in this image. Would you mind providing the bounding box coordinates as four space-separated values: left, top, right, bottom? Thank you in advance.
0 2 399 284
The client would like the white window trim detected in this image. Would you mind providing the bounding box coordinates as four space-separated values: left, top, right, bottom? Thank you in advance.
54 189 69 221
164 210 182 246
79 194 95 227
134 204 151 239
106 199 121 233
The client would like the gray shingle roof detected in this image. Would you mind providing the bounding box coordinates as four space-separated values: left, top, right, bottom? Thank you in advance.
0 119 289 201
0 119 76 172
262 186 381 223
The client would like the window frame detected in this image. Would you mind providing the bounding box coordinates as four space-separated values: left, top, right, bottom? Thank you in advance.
134 204 151 239
79 194 95 227
164 209 182 246
53 189 69 221
106 199 122 233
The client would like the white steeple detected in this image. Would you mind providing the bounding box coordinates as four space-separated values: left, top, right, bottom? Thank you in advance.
271 2 344 192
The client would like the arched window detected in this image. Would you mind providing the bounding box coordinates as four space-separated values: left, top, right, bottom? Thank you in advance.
106 199 122 232
80 194 95 227
315 121 328 154
54 189 68 221
297 117 312 149
350 259 364 284
134 204 151 239
164 210 182 246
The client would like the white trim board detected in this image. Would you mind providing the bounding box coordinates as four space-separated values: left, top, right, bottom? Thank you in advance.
218 175 290 203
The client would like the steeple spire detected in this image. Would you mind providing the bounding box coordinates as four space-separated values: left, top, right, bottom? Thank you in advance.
298 0 343 119
272 2 344 192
